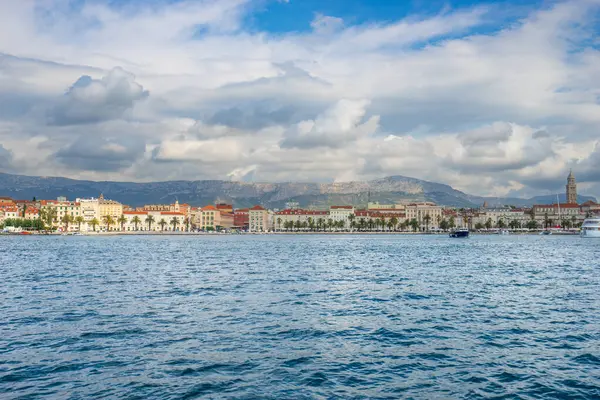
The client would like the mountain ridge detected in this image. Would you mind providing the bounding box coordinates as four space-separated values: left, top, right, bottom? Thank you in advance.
0 172 595 208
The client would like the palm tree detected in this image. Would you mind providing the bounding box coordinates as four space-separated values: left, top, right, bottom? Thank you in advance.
102 215 115 231
145 215 155 231
327 218 334 231
308 217 315 231
159 218 167 231
74 216 85 231
543 212 549 229
348 214 355 229
387 220 394 231
497 219 506 229
170 217 180 231
132 216 141 231
117 215 127 231
61 214 73 231
358 218 366 231
409 218 419 232
423 214 431 231
44 208 57 230
390 216 398 231
89 218 99 232
294 220 302 231
571 215 577 227
184 217 191 232
377 217 385 231
317 218 325 231
277 217 282 231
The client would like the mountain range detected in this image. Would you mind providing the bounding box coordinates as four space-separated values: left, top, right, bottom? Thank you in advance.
0 172 595 209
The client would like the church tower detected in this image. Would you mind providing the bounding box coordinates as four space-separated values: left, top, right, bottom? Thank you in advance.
566 170 577 204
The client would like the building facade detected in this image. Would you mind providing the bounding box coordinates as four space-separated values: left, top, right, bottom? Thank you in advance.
249 205 269 232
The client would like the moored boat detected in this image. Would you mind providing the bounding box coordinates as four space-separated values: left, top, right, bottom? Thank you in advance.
449 228 469 238
580 218 600 238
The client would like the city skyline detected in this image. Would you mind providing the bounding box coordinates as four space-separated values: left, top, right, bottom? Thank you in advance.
1 0 600 198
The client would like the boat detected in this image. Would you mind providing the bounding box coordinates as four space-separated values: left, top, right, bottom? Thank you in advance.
498 229 510 235
449 228 469 238
580 218 600 238
540 230 552 235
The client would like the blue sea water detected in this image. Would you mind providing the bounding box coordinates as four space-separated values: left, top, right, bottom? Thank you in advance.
1 234 599 399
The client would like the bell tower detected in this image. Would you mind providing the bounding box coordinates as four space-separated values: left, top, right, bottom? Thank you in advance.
566 170 577 204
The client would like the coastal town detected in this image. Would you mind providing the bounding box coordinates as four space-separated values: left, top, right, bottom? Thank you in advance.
1 172 599 234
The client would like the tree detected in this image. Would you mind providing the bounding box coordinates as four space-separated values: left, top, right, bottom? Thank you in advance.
526 220 538 230
117 215 127 231
74 216 85 231
132 216 141 231
571 215 577 227
348 214 355 229
497 219 506 229
159 218 167 231
145 215 155 231
61 214 73 231
543 212 549 229
562 219 571 229
294 220 302 231
170 217 180 231
102 215 115 231
44 208 57 230
390 216 399 231
475 222 484 230
308 217 315 231
423 214 431 231
387 219 394 231
368 219 375 231
485 218 493 230
440 219 449 231
509 219 520 230
409 218 419 232
89 218 99 232
317 218 325 231
184 217 191 232
377 217 385 231
327 218 334 231
449 217 456 229
277 217 282 231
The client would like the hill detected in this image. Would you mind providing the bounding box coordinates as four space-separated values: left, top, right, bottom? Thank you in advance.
0 173 595 208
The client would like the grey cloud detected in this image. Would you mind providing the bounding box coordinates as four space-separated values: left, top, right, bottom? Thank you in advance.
47 67 148 126
208 105 296 130
55 134 146 172
0 144 14 171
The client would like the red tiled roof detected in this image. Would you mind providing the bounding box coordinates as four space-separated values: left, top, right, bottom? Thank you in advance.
123 211 148 215
161 212 184 216
202 205 217 211
533 204 580 209
235 208 249 213
250 205 265 211
275 209 328 215
330 205 353 209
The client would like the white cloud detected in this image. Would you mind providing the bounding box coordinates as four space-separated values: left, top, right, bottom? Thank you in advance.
0 0 599 198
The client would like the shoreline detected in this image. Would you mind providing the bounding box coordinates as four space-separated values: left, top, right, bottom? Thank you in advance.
1 230 580 236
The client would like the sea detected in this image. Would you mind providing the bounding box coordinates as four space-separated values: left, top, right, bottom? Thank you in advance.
1 234 599 399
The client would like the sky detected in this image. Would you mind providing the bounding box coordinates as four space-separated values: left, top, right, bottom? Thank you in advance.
0 0 600 199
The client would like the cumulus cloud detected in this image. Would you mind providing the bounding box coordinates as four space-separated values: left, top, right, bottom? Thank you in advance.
48 67 148 125
281 99 379 149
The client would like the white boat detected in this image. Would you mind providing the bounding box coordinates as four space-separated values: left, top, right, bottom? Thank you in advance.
580 218 600 238
498 229 510 235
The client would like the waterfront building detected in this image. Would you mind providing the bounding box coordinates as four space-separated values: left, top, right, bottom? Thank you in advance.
566 170 577 204
40 200 82 231
404 202 443 231
329 205 354 228
216 203 233 214
77 197 101 223
581 200 600 216
233 208 249 230
98 194 123 229
249 205 269 232
121 210 185 231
